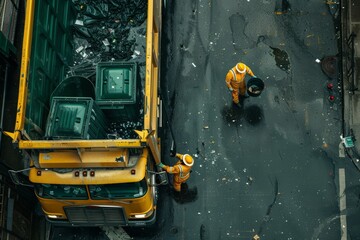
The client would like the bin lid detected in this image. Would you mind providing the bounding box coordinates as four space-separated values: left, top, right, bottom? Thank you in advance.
51 76 95 100
95 62 138 104
46 98 94 138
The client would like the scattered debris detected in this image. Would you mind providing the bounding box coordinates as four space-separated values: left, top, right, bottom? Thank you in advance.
102 38 110 46
252 234 260 240
75 19 84 26
68 0 147 76
246 176 253 185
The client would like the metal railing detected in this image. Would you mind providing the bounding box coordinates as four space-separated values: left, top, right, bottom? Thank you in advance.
339 0 360 171
344 32 360 171
347 33 357 93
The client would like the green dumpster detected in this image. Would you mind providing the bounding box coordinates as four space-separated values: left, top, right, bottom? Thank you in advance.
45 97 108 139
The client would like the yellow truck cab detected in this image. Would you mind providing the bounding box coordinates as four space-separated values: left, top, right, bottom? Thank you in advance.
4 0 165 226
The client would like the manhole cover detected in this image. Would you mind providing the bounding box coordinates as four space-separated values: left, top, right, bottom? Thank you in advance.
321 56 338 79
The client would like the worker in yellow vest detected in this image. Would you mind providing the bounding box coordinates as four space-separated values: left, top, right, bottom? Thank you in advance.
158 153 194 192
225 62 256 107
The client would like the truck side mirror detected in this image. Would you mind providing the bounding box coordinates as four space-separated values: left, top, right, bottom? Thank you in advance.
156 171 168 185
8 169 34 187
148 170 168 186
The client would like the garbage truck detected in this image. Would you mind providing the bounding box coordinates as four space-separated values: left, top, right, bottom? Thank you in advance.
3 0 166 226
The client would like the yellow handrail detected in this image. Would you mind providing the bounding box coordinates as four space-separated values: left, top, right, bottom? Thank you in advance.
13 0 35 143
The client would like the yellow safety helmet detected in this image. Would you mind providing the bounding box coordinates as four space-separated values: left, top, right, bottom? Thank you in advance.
236 63 246 73
182 154 194 167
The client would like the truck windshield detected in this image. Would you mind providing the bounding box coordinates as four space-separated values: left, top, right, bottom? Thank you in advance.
35 184 88 200
89 179 147 200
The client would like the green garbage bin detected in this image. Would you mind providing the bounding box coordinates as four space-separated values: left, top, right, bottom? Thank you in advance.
95 62 141 122
45 97 108 139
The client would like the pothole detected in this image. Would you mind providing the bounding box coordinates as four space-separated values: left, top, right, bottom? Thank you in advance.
270 46 290 71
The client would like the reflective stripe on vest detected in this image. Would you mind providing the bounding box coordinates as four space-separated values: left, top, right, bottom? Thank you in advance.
231 69 237 81
178 165 189 179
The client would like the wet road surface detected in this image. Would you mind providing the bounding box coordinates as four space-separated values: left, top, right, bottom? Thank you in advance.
49 0 360 239
159 0 342 239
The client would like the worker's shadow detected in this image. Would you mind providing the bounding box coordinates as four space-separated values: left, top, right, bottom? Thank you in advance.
222 102 264 126
169 183 198 204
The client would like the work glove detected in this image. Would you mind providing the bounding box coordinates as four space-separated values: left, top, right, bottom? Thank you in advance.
157 162 165 168
229 87 234 92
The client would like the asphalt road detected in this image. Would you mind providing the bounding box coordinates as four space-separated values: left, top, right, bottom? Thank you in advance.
157 0 343 239
49 1 360 239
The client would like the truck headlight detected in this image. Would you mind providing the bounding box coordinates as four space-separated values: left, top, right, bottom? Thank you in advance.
47 214 63 219
132 209 154 219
